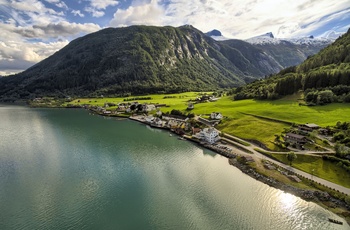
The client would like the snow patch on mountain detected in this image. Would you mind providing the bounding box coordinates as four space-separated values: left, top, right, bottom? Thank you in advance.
245 32 282 44
246 32 334 46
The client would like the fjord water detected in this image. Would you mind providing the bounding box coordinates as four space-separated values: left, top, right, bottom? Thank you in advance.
0 105 348 230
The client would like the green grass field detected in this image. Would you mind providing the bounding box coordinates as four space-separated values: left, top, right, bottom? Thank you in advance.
269 153 350 188
69 92 350 150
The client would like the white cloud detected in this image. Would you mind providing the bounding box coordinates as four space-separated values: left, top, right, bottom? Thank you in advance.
45 0 60 3
90 0 119 10
0 39 69 74
109 0 165 27
72 9 85 17
85 6 105 17
84 0 119 17
55 1 68 9
109 0 350 39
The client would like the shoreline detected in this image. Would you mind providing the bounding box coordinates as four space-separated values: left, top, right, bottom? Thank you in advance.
127 113 350 225
28 105 350 225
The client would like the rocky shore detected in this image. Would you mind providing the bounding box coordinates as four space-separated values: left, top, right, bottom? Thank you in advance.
228 158 350 225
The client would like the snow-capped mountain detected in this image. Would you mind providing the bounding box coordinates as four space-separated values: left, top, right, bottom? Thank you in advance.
245 32 281 44
245 32 334 46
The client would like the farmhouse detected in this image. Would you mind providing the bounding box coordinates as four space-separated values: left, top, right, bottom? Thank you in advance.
298 123 319 133
284 133 308 144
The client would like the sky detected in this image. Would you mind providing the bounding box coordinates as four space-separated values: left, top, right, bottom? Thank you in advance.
0 0 350 76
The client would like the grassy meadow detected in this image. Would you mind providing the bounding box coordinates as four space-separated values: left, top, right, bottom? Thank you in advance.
69 92 350 150
269 153 350 188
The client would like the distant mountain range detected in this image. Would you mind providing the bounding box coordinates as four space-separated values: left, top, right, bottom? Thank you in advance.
0 25 335 100
232 28 350 101
245 32 333 46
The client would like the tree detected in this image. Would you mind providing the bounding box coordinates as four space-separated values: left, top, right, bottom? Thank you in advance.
287 152 297 166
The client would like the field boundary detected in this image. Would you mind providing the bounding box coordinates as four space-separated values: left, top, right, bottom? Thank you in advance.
239 112 294 125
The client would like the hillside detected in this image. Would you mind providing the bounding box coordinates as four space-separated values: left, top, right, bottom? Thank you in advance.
0 25 332 100
233 28 350 103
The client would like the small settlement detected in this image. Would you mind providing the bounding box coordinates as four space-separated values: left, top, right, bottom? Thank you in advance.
79 101 233 157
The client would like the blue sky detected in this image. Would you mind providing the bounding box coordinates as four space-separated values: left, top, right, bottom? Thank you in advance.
0 0 349 75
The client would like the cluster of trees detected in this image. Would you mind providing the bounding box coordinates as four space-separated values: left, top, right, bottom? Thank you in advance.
168 109 195 118
323 154 350 172
123 97 152 101
333 121 350 148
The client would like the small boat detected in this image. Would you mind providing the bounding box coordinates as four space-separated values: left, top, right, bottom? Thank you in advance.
328 218 343 225
169 134 172 137
178 137 185 140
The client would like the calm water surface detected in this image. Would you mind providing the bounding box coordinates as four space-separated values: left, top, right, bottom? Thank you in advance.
0 104 348 230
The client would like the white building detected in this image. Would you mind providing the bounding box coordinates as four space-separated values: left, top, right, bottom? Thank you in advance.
143 104 156 112
210 112 223 120
145 115 155 123
195 127 220 144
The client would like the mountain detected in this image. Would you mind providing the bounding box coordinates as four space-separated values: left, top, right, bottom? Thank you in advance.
205 29 228 41
245 32 333 69
246 32 332 45
205 29 222 37
232 28 350 101
0 25 334 100
0 25 252 100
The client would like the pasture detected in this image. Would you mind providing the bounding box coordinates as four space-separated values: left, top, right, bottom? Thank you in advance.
70 93 350 150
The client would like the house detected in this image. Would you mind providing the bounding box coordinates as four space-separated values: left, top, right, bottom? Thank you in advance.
167 119 180 128
298 123 319 133
210 112 223 120
117 105 126 112
142 104 156 112
152 118 164 127
284 133 308 144
103 110 111 115
195 127 220 144
145 115 155 123
192 127 201 135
